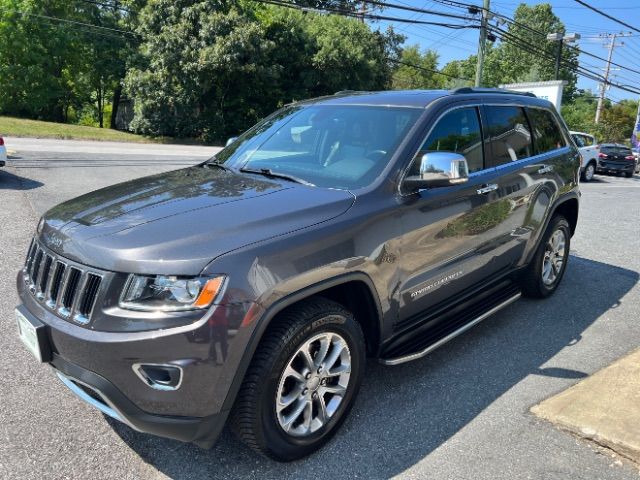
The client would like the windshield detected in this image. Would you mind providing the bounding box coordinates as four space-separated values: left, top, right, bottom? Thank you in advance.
214 104 422 189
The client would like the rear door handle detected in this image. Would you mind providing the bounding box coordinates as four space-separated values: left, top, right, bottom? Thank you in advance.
476 184 498 195
538 165 554 174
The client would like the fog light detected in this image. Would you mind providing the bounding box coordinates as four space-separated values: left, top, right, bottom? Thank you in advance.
133 363 183 391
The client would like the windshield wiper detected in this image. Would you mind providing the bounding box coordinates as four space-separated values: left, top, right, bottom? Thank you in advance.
202 158 231 171
239 167 315 186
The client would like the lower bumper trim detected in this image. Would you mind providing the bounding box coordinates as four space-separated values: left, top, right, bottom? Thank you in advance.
56 371 133 427
52 354 228 448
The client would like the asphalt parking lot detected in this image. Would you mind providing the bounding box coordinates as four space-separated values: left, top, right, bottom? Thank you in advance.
1 138 639 479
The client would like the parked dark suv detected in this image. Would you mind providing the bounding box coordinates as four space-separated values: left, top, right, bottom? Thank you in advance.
596 143 636 178
15 88 580 461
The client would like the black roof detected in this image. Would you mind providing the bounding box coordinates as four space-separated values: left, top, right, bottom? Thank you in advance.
306 88 550 109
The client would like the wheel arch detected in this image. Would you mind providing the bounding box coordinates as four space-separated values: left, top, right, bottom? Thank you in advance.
221 272 384 412
553 196 579 236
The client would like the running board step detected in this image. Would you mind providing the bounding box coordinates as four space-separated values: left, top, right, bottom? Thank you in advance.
380 290 521 366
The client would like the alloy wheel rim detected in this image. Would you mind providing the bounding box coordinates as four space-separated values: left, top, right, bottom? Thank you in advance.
585 164 594 180
542 228 566 286
275 332 351 437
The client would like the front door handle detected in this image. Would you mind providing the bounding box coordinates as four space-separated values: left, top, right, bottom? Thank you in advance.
538 165 554 174
477 183 498 195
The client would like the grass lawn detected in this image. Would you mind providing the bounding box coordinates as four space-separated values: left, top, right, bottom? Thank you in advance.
0 116 200 144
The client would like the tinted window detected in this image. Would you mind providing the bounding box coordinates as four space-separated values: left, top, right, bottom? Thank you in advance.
527 108 566 154
411 107 484 174
571 134 584 148
485 106 533 166
601 145 632 156
581 134 595 146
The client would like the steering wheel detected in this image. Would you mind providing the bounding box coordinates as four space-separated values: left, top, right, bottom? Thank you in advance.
365 150 387 161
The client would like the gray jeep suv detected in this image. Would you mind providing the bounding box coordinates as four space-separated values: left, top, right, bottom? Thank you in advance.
15 88 580 461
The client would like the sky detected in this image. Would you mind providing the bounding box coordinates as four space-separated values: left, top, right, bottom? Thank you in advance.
371 0 640 102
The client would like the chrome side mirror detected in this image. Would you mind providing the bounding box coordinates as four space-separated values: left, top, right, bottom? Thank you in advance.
225 136 238 147
405 152 469 190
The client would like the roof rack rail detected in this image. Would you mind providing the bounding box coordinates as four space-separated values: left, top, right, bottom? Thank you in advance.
333 90 366 95
450 87 537 97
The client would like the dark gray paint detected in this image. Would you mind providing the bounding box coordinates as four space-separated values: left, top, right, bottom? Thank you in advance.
16 89 581 446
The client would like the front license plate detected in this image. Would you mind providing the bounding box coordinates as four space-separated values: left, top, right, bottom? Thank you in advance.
15 308 47 362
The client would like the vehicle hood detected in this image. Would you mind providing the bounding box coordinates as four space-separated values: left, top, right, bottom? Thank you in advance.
39 166 355 275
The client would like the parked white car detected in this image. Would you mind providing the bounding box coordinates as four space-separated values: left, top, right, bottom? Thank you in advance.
0 136 6 167
569 131 598 181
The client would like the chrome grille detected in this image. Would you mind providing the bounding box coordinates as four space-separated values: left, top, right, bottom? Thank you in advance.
23 239 103 325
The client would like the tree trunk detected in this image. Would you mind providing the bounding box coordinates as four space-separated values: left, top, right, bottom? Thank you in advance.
110 83 122 130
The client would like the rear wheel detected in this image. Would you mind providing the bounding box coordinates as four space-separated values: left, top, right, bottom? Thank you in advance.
230 297 365 461
521 215 571 298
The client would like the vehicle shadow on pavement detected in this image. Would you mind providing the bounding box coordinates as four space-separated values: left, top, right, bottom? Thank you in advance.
107 255 639 480
0 168 43 190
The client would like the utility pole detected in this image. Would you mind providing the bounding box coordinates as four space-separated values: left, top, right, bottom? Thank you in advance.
595 34 617 124
359 1 366 23
475 0 490 87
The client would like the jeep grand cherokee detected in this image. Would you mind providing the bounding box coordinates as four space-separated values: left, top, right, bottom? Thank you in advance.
15 88 580 461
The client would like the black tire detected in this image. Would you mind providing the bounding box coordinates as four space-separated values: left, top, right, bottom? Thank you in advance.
230 297 365 461
581 162 596 182
521 215 571 299
625 171 633 178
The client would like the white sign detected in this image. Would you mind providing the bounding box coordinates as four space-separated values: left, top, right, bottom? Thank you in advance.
499 80 568 109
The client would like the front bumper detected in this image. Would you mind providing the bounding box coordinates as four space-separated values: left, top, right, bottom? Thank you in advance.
51 352 226 447
16 272 256 447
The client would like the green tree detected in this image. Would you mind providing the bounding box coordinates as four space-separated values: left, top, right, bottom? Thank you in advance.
561 92 598 133
392 45 443 90
442 3 578 95
440 57 475 88
0 0 88 121
126 2 398 140
485 3 578 95
594 100 637 143
561 92 638 143
0 0 142 127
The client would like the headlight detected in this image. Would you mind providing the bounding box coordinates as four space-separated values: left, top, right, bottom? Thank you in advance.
119 275 225 312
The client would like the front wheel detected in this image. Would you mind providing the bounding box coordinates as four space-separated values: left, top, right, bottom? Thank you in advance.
625 171 634 178
581 162 596 182
230 297 365 461
521 215 571 298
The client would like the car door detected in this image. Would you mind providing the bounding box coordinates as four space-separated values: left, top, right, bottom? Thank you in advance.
475 104 556 271
397 104 522 325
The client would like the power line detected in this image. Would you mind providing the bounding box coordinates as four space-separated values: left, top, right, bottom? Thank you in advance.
5 9 135 41
363 0 473 21
253 0 474 81
429 0 640 78
488 26 640 95
572 0 640 35
390 58 471 81
485 11 640 77
255 0 475 28
6 9 139 37
384 0 480 50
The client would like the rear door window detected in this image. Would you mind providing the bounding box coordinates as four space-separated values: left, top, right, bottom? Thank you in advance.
526 108 566 154
581 134 595 146
571 134 585 148
484 106 533 167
